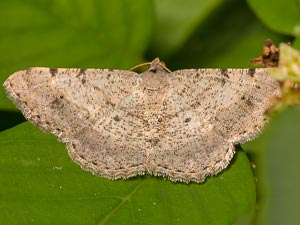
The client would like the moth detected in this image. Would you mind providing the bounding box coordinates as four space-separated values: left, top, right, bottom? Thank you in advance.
3 58 280 183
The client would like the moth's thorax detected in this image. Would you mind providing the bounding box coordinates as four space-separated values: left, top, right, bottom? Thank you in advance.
139 70 170 92
135 70 170 111
128 69 171 127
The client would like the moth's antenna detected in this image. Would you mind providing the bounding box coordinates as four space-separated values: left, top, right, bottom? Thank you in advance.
130 58 172 73
130 62 151 71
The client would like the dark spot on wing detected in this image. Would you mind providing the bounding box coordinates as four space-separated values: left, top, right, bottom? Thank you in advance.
25 68 32 74
220 69 229 78
79 68 87 75
220 78 226 86
202 166 209 171
246 99 253 107
195 72 200 78
55 128 62 133
113 115 121 121
50 95 64 108
79 154 86 160
146 138 159 146
49 68 58 76
248 68 256 77
50 98 60 106
184 118 191 123
106 100 116 107
241 95 254 107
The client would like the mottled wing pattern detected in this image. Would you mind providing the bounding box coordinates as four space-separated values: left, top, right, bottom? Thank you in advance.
3 68 148 179
150 68 280 182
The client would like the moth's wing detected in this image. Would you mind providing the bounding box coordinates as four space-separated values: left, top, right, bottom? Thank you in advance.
3 68 147 179
150 68 280 183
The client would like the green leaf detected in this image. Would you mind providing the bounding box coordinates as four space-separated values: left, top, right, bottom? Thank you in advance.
165 0 290 69
263 107 300 225
0 122 255 225
242 107 300 225
0 0 154 111
293 36 300 47
247 0 300 36
256 107 300 225
150 0 224 56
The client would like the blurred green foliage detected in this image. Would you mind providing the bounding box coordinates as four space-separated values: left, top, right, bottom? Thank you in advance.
0 0 299 225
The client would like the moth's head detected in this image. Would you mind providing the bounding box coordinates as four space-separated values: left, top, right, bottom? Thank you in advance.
148 58 171 74
139 58 171 91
